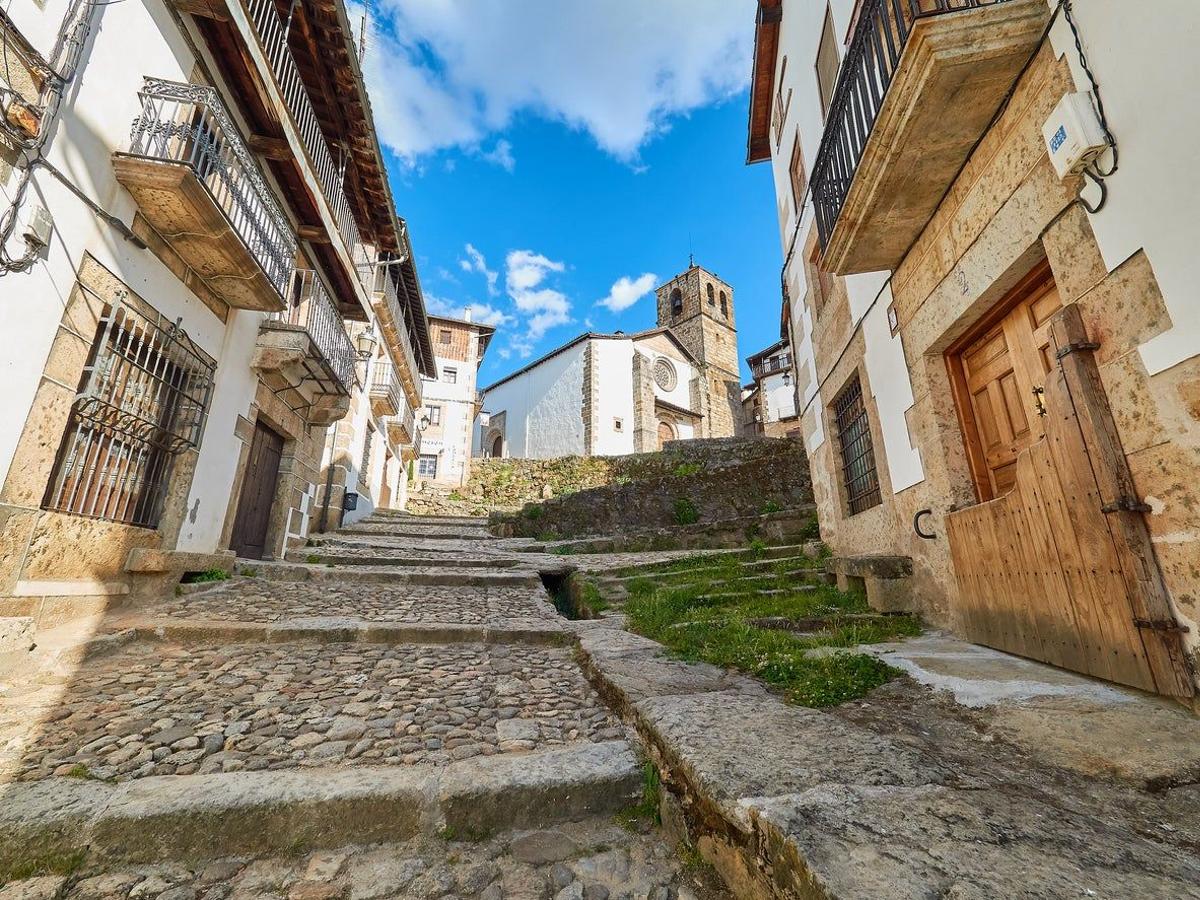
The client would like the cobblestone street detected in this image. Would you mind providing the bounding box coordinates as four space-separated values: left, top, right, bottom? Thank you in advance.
0 513 730 900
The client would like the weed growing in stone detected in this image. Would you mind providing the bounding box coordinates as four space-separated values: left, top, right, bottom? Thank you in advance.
761 499 782 514
672 462 702 477
617 762 663 831
0 848 86 883
522 504 543 520
305 553 321 564
622 557 919 707
180 568 230 584
673 498 699 526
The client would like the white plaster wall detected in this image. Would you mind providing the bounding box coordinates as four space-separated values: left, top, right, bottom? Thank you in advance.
479 341 586 459
760 371 796 421
768 0 923 494
0 0 281 556
1045 1 1200 376
593 340 636 456
421 340 479 484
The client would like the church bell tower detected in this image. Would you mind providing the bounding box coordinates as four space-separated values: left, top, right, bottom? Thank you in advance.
654 262 740 437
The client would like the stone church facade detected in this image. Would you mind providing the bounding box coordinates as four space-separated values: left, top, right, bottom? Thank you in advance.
477 263 740 459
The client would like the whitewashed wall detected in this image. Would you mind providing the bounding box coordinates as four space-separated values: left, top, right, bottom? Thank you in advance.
760 370 796 422
592 340 636 456
0 0 277 554
481 341 587 459
769 0 923 493
421 336 480 485
1045 0 1200 376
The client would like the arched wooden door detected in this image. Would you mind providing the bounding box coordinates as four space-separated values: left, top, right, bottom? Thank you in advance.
491 435 503 458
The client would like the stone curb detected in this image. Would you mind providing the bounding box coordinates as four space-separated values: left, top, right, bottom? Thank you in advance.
243 564 541 588
0 742 642 868
282 552 522 569
336 527 493 541
121 619 572 648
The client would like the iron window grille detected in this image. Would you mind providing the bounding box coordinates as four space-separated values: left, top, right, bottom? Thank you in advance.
43 295 216 529
833 374 882 516
127 78 297 300
418 454 438 479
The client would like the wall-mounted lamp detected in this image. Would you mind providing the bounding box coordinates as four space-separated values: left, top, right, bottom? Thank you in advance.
782 371 792 387
354 325 378 361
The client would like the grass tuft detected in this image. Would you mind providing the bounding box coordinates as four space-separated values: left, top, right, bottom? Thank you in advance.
180 568 229 584
673 498 699 526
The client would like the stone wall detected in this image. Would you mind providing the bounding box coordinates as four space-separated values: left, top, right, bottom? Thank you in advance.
502 437 812 539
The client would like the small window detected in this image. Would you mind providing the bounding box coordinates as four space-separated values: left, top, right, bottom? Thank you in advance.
719 291 728 318
808 242 836 315
833 374 881 516
815 5 840 118
427 405 442 426
442 367 457 384
706 284 715 307
613 418 624 432
789 132 807 212
417 454 438 479
439 329 452 345
772 56 791 148
670 287 683 315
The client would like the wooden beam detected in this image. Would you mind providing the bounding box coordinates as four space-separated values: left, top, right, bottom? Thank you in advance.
297 225 330 243
1050 304 1196 697
248 135 292 161
168 0 231 21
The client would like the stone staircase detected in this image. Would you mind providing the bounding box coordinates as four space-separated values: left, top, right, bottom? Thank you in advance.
0 512 651 889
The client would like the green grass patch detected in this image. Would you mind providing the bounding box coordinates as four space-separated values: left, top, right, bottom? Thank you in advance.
0 848 87 884
521 504 543 520
761 499 782 514
672 498 699 526
616 762 662 831
623 562 919 708
180 568 229 584
672 462 702 477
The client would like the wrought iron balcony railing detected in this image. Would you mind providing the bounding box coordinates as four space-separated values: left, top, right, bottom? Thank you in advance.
373 266 421 394
810 0 1007 250
243 0 363 265
271 269 357 393
370 359 402 414
127 78 297 298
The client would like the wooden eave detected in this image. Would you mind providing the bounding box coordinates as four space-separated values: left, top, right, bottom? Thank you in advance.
746 0 782 165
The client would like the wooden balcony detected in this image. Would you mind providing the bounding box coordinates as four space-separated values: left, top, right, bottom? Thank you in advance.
386 398 418 459
372 267 424 407
113 79 296 312
811 0 1049 275
253 270 356 426
369 361 402 417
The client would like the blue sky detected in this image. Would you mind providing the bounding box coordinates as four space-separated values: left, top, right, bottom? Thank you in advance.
357 0 781 386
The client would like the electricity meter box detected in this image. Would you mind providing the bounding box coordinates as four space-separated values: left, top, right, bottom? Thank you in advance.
1042 92 1108 178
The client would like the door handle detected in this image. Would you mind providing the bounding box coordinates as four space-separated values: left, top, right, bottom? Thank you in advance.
1032 386 1047 418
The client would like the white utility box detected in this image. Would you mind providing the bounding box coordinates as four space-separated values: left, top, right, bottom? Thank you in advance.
1043 92 1109 178
19 204 53 248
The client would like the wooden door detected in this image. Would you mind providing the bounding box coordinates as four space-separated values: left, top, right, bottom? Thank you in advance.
231 421 284 560
657 421 675 449
950 264 1061 500
946 304 1193 697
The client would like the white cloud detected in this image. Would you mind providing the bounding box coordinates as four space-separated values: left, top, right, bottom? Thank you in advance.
505 249 571 357
596 272 658 313
424 294 513 329
361 0 751 163
480 139 515 172
458 243 499 296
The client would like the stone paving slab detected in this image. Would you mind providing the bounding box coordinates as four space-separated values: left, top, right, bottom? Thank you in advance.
137 579 560 628
3 640 623 783
237 561 540 587
0 743 642 868
0 813 729 900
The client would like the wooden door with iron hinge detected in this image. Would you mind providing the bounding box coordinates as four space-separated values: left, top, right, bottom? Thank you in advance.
945 281 1193 697
231 421 284 561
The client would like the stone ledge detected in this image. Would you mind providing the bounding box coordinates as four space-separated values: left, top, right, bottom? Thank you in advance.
0 743 641 867
118 619 570 648
825 555 912 580
124 548 237 575
825 555 914 614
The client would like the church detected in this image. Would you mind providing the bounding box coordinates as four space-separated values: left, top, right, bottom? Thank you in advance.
476 263 741 458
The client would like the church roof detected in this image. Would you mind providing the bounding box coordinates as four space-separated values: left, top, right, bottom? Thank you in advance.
480 326 698 393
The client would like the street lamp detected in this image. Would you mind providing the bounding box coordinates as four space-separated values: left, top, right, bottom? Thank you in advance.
782 370 792 387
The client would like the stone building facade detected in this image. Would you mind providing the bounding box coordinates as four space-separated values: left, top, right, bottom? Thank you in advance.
417 314 495 486
749 0 1200 699
742 339 799 439
655 265 742 438
0 0 432 645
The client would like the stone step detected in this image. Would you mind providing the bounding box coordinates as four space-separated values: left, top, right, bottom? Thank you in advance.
0 743 642 867
603 562 823 589
236 561 540 588
338 524 493 541
285 549 521 569
366 512 488 526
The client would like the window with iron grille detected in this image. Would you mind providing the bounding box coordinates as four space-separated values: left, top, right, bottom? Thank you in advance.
789 131 807 212
43 296 215 529
833 374 881 516
418 454 438 479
